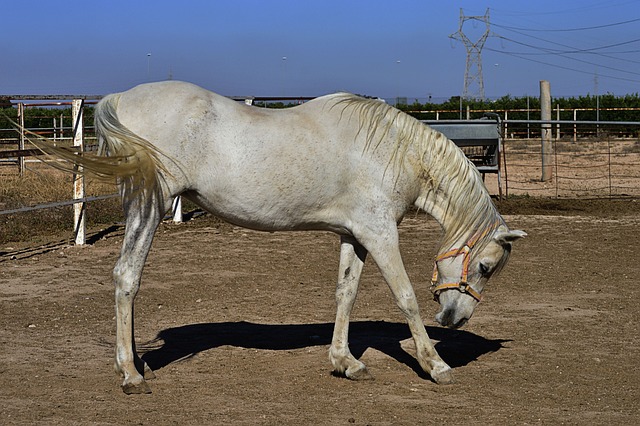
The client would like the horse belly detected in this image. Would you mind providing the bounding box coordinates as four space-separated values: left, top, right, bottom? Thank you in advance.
185 161 354 232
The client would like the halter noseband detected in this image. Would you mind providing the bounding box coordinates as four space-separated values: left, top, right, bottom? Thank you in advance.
430 221 500 303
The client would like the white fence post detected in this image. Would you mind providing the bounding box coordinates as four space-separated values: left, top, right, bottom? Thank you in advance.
573 109 577 143
17 103 25 175
556 104 561 140
504 110 508 138
72 99 86 245
172 196 183 223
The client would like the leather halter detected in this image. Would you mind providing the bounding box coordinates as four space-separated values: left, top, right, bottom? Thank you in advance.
430 221 501 303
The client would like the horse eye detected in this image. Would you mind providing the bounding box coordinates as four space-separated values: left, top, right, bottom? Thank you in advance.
479 263 490 276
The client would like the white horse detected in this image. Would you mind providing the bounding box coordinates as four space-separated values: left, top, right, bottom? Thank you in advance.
35 81 525 394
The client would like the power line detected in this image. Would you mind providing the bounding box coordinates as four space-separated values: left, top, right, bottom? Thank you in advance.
493 35 640 75
487 16 640 81
486 48 640 84
487 1 640 17
492 16 640 32
458 6 640 91
492 23 640 54
488 46 640 56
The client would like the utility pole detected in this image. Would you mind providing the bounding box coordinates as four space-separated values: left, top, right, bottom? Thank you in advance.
449 8 492 101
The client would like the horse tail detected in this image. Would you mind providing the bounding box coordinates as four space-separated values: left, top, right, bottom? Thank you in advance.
91 94 170 196
27 93 170 198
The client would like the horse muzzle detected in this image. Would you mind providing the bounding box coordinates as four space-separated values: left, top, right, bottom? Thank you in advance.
433 288 479 329
435 306 469 329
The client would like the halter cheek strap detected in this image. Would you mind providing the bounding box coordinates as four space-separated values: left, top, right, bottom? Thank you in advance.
430 221 501 303
430 245 482 302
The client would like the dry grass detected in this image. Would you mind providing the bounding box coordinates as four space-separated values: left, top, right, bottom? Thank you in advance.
621 139 640 154
0 163 123 244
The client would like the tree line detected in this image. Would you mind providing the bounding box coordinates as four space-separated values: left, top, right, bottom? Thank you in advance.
399 93 640 122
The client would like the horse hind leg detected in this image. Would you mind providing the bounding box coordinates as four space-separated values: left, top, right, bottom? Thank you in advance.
113 193 166 394
329 236 373 380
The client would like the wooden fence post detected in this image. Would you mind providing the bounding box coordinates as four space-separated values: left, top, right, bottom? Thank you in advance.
540 80 553 182
72 99 86 245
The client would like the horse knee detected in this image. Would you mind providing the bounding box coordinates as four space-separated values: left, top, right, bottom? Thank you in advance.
113 261 141 293
395 294 420 318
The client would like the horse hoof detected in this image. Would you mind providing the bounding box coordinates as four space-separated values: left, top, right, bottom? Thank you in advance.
346 366 374 381
143 367 156 380
431 368 454 385
122 380 152 394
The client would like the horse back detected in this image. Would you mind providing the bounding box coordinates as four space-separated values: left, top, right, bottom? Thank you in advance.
110 81 417 231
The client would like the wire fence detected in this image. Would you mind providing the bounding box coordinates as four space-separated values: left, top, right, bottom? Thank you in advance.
500 121 640 198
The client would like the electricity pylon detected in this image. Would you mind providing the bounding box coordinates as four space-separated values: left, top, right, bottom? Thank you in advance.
449 8 492 101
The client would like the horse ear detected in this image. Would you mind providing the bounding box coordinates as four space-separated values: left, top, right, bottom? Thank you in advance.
494 229 527 245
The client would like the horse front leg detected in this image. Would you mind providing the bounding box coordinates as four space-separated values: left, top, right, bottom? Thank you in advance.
329 236 372 380
356 224 454 385
113 197 164 394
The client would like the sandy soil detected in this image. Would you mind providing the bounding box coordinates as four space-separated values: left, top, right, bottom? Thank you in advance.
1 199 639 425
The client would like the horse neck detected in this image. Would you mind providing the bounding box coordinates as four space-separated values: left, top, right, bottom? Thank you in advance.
417 189 467 241
414 145 500 251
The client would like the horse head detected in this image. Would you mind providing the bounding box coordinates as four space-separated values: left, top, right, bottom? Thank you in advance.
431 225 526 329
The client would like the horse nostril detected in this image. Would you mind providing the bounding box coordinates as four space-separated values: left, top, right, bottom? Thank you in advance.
436 308 455 327
453 318 468 329
436 308 468 329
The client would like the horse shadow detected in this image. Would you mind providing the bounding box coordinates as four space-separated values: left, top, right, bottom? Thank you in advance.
140 321 509 379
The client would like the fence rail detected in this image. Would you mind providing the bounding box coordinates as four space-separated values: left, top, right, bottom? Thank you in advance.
0 194 119 216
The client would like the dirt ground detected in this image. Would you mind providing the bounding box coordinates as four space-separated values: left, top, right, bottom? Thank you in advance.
1 199 639 425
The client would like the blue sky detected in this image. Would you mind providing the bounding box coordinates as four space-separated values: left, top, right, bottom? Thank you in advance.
2 0 640 101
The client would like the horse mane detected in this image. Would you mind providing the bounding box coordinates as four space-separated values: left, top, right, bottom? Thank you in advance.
330 93 505 257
